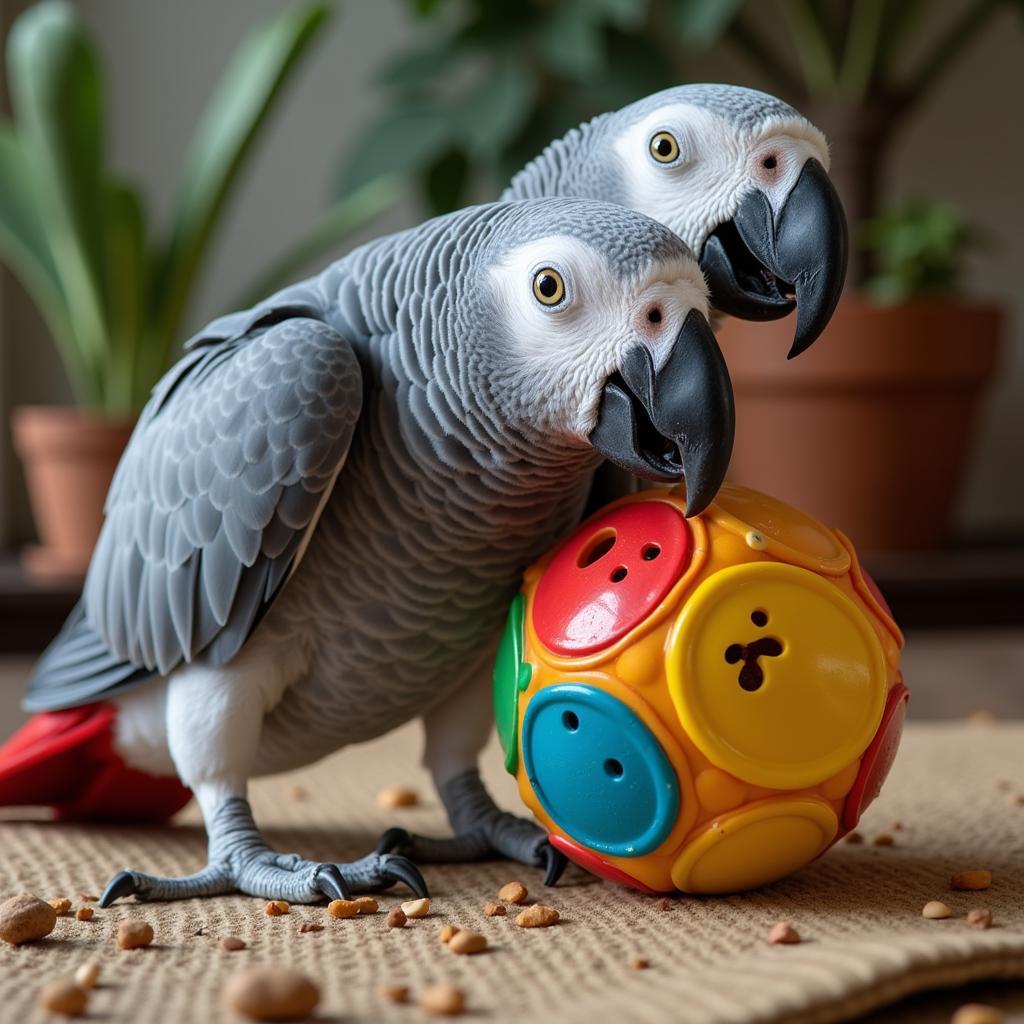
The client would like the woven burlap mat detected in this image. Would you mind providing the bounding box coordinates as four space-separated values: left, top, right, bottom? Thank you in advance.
0 721 1021 1023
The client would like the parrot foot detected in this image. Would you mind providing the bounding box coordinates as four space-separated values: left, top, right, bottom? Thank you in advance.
99 797 427 906
375 769 569 886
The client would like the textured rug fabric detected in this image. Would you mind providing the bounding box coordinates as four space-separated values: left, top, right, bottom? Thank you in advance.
0 721 1021 1023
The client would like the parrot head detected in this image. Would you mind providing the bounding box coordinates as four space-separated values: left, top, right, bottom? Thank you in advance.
480 199 732 516
506 84 848 358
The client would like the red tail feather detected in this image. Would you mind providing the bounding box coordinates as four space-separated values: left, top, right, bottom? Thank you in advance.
0 704 191 822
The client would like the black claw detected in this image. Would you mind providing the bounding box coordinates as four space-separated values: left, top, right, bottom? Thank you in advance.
314 864 350 902
99 870 139 908
375 827 412 857
381 855 428 899
541 844 569 887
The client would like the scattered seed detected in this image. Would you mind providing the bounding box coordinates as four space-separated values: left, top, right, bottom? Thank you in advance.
966 908 993 930
951 1004 1004 1024
377 785 418 809
38 979 87 1017
967 710 996 727
327 899 359 920
77 894 98 903
873 833 895 847
75 907 93 922
515 904 559 928
845 831 864 844
402 897 430 919
656 897 674 911
439 924 459 943
299 923 323 933
73 962 100 990
890 820 904 831
387 907 407 929
117 919 154 949
354 896 378 915
1008 793 1024 807
48 898 72 917
630 957 650 970
498 881 529 905
483 901 506 917
381 985 409 1004
951 869 992 891
222 936 247 951
421 983 465 1016
264 900 290 917
448 930 487 955
922 901 951 919
224 966 319 1022
288 785 307 801
768 921 801 945
0 895 58 945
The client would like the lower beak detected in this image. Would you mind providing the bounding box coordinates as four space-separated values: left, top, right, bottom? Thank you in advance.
588 309 734 517
700 157 848 358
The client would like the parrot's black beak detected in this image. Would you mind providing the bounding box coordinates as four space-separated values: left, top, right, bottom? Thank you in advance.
699 157 848 358
589 309 734 517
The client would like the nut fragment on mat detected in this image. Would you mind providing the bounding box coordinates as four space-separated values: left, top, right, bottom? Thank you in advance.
377 785 418 809
224 967 319 1022
951 869 993 891
0 895 56 945
38 979 87 1017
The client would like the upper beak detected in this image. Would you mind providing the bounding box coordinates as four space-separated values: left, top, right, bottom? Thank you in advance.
699 157 848 358
588 309 734 517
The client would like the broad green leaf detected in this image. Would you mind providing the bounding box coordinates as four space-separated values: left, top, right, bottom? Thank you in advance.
7 0 109 384
152 2 330 370
460 64 534 157
339 105 457 195
376 40 461 89
0 121 89 401
406 0 451 16
234 176 401 308
539 0 608 79
422 147 470 214
669 0 744 47
103 180 147 413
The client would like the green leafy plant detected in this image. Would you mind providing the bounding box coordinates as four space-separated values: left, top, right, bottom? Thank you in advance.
0 1 398 415
343 0 1021 285
861 202 986 305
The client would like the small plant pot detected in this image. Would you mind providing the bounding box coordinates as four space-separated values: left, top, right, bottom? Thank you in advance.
11 406 135 581
716 296 1002 553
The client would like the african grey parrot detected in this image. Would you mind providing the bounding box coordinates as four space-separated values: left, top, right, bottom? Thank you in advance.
503 84 848 358
377 86 850 867
2 197 733 904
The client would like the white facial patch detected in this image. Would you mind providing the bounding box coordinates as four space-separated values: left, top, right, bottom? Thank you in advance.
488 236 709 439
612 103 830 252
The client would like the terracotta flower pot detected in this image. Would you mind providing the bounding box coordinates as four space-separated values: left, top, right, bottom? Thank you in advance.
716 296 1002 553
11 406 135 582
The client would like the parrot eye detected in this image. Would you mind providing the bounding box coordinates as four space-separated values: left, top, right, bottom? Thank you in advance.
532 268 566 307
649 131 680 164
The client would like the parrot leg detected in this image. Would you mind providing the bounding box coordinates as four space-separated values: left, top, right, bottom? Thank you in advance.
100 793 426 906
376 668 568 885
100 642 425 907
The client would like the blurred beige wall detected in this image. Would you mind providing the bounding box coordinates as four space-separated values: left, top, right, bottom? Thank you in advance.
0 0 1021 545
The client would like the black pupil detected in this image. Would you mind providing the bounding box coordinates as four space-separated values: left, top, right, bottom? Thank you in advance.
538 274 558 298
655 137 673 157
763 155 777 169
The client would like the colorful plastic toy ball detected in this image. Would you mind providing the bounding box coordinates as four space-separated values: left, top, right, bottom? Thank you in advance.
494 483 907 895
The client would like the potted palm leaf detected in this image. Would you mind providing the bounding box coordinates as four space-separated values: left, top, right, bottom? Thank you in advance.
1 1 395 578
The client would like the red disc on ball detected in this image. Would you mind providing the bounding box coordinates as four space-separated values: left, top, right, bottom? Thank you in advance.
532 501 692 656
843 680 909 830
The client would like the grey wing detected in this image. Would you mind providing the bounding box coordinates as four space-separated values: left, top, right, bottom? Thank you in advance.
24 315 362 712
